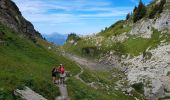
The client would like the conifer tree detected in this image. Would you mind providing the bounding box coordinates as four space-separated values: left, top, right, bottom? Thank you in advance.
133 0 147 22
126 13 131 20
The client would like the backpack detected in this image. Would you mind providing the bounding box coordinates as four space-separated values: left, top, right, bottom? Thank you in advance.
60 66 65 74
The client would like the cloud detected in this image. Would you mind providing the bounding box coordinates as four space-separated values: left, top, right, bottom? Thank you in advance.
13 0 132 22
12 0 133 35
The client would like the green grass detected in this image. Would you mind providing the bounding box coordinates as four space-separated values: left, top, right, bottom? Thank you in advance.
0 24 80 100
77 68 135 100
63 38 101 59
80 68 120 85
99 20 132 37
122 29 162 56
67 77 134 100
64 24 170 58
123 37 149 56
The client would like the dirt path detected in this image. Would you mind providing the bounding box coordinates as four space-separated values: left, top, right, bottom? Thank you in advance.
55 84 70 100
74 63 86 84
63 53 113 71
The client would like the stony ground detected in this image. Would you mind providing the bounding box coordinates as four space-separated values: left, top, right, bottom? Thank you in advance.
122 43 170 99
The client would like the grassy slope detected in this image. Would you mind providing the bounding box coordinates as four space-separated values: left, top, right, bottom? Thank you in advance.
63 20 132 58
123 29 170 56
0 24 80 100
64 25 170 57
98 20 131 37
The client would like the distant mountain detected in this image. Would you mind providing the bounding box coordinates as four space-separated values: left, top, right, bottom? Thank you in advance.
43 32 68 45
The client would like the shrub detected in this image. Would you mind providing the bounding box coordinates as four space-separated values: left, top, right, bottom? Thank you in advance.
112 42 126 56
131 82 144 94
66 33 81 42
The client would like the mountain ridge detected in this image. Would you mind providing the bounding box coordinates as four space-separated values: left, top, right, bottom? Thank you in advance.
43 32 67 45
0 0 42 41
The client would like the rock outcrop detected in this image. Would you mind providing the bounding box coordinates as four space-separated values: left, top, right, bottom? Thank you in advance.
14 87 47 100
122 43 170 99
96 0 170 99
0 0 42 41
129 10 170 38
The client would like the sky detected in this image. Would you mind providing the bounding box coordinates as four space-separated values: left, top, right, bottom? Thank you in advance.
13 0 152 35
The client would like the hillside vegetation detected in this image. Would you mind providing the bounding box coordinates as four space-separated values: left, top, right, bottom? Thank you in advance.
0 22 135 100
64 0 170 57
0 23 81 100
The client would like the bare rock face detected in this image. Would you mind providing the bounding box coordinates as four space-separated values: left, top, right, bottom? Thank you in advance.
129 19 153 38
129 2 170 39
98 51 121 67
153 11 170 31
0 0 42 40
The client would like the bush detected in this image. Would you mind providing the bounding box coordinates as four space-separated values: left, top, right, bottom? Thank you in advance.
112 42 126 56
0 90 14 100
66 33 81 42
131 82 144 94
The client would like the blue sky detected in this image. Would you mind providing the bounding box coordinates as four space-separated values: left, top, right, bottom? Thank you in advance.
13 0 152 35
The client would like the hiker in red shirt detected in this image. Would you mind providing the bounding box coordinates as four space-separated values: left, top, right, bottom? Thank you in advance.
58 64 66 84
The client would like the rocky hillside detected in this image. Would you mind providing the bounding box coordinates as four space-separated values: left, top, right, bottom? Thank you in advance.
64 0 170 99
0 0 42 41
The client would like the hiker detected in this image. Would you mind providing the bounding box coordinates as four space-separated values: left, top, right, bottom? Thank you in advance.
58 64 66 84
51 66 59 84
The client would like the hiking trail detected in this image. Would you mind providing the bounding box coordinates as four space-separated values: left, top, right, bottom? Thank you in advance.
55 84 70 100
55 52 114 100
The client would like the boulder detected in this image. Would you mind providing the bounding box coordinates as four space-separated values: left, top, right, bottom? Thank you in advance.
14 87 47 100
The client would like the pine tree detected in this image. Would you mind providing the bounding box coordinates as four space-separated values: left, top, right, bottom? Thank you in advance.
133 0 147 22
133 6 137 12
126 13 131 20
